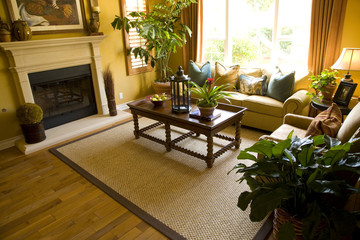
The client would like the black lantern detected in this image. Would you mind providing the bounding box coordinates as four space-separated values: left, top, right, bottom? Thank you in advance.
170 66 191 113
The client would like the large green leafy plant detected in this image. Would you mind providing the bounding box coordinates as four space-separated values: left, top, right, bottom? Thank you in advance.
112 0 197 82
230 133 360 240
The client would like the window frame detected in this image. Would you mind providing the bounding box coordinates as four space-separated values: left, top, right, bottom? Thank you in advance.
121 0 153 75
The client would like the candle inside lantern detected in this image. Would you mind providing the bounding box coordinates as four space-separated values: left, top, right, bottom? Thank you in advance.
92 6 100 13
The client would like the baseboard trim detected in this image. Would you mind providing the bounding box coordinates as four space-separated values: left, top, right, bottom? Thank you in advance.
0 135 22 151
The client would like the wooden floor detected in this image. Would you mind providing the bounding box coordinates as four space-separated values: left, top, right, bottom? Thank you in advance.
0 118 272 240
0 119 168 240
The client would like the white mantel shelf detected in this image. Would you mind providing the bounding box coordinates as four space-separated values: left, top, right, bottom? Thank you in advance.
0 35 107 50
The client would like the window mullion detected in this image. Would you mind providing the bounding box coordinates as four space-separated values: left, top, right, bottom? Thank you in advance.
224 0 230 65
271 0 280 65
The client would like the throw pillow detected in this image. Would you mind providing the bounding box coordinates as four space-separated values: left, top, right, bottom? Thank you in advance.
214 62 240 90
239 74 267 95
235 68 263 89
266 71 295 102
262 66 282 86
188 60 211 86
305 103 342 137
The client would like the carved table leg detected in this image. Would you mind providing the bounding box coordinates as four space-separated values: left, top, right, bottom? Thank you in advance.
132 111 139 139
235 121 241 149
165 122 171 152
206 135 214 168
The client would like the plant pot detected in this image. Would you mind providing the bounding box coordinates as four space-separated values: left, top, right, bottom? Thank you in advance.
321 84 336 101
107 98 117 116
20 121 46 144
198 105 217 117
273 208 325 240
153 81 171 95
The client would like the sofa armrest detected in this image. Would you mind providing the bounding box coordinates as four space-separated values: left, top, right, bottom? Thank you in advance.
283 90 311 115
283 113 314 129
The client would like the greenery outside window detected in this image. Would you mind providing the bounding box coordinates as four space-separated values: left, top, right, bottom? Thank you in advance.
121 0 152 75
202 0 312 71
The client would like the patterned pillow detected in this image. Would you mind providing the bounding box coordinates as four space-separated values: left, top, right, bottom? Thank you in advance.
188 60 211 87
305 103 342 137
239 74 267 95
235 68 263 90
214 62 240 90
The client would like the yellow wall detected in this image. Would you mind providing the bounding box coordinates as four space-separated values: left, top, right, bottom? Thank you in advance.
339 0 360 98
0 0 157 142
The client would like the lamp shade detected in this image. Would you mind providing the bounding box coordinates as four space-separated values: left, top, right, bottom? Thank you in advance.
331 48 360 71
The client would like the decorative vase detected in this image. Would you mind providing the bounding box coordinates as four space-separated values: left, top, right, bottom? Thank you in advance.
89 18 100 34
12 19 32 41
20 121 46 144
153 81 171 95
321 84 336 101
0 18 11 42
198 104 217 117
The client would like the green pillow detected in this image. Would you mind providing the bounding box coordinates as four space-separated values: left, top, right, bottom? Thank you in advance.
188 60 211 86
266 71 295 102
239 74 267 95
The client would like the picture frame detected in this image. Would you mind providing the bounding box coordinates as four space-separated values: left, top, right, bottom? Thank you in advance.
333 81 358 106
6 0 86 34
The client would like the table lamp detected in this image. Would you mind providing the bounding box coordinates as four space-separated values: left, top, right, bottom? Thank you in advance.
331 48 360 82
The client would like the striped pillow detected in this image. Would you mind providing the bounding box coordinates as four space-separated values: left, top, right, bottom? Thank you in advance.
305 103 342 137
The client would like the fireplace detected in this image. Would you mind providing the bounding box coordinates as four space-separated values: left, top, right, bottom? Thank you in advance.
0 36 131 154
30 65 97 129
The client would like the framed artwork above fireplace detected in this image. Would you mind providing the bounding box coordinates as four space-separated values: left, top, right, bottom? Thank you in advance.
6 0 86 34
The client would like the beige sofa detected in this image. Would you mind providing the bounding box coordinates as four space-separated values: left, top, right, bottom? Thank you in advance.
203 64 312 132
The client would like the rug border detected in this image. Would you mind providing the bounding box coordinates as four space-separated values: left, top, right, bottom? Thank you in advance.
49 119 272 240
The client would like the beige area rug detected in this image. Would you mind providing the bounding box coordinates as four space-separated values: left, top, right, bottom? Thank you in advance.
50 117 272 240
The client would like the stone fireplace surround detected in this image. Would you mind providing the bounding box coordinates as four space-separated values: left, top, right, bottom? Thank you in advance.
0 36 131 154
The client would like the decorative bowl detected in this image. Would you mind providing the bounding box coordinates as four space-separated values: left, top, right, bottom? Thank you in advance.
146 94 171 107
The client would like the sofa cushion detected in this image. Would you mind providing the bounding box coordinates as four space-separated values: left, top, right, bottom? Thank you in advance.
214 62 240 90
218 91 248 106
239 74 267 95
305 103 342 137
243 95 284 117
188 60 211 87
266 71 295 102
337 102 360 143
268 123 307 140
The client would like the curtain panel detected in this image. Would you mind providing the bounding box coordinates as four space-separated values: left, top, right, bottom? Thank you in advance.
181 0 203 73
308 0 347 75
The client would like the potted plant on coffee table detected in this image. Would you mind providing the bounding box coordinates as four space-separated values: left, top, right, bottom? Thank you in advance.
112 0 197 94
16 103 46 144
307 69 339 101
229 132 360 240
189 78 233 117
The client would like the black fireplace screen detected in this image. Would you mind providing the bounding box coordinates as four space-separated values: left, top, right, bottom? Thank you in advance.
29 65 97 130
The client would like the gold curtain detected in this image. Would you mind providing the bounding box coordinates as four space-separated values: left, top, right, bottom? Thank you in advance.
308 0 347 75
181 0 203 73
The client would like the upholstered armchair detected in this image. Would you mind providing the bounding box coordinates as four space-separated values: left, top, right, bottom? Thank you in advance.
260 102 360 152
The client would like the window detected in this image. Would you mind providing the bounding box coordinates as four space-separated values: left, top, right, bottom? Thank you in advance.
121 0 152 75
202 0 312 71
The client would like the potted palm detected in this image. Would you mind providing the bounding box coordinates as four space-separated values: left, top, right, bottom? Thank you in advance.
307 69 339 101
16 103 46 144
189 78 233 117
112 0 197 93
229 132 360 240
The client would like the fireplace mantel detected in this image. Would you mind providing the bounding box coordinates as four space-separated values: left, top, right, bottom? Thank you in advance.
0 36 131 154
0 35 107 114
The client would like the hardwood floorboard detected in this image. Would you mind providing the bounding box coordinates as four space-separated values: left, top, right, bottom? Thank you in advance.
0 117 168 240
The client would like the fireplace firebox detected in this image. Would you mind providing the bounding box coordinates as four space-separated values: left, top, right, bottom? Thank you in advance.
29 65 97 129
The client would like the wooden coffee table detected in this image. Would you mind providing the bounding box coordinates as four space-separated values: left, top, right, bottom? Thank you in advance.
127 99 246 168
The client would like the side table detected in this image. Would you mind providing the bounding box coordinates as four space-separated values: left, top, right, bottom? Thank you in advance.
311 97 351 120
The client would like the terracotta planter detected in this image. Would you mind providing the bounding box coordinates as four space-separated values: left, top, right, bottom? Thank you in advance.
321 84 336 101
153 81 171 95
20 121 46 144
198 105 217 117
